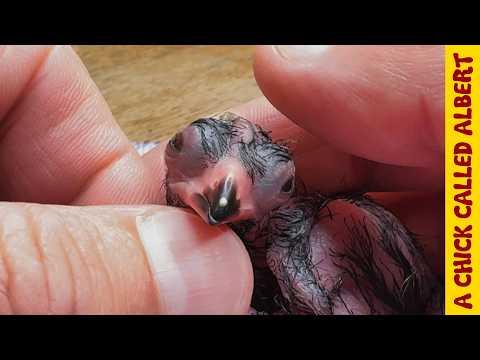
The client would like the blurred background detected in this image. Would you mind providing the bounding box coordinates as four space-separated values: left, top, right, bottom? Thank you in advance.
73 46 261 142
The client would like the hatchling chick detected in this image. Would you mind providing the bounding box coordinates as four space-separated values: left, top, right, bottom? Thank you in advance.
159 112 442 315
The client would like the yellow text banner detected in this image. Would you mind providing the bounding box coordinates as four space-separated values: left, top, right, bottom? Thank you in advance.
445 45 480 314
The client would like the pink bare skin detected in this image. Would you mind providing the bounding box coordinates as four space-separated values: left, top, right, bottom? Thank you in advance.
0 45 443 314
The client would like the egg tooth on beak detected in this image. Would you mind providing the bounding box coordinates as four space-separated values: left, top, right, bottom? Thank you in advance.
190 174 244 225
202 175 240 225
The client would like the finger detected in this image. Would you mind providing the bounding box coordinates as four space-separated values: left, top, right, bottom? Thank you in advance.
253 46 444 170
0 46 165 205
231 97 442 194
0 202 253 314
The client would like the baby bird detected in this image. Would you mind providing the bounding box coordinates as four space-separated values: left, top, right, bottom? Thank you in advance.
161 113 442 315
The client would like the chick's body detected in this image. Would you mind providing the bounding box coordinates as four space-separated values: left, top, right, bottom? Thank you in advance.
160 113 442 315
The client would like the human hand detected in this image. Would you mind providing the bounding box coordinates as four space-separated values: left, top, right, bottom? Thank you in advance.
0 46 253 314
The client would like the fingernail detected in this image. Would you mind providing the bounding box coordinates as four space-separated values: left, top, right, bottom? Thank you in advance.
136 208 253 314
274 45 331 62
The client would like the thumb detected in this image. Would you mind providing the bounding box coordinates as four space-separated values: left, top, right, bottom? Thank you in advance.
0 202 253 314
253 45 444 169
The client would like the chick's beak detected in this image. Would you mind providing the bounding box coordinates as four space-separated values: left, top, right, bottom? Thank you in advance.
193 175 241 225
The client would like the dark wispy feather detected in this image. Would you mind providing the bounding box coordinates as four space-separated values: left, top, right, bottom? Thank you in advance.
329 194 441 314
237 124 292 183
258 195 334 314
191 117 242 162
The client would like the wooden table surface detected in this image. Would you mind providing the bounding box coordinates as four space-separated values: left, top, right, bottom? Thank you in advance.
73 46 261 142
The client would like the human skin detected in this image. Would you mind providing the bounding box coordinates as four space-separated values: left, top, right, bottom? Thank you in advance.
0 45 443 314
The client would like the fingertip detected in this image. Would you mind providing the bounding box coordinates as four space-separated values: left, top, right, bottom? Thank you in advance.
137 207 254 314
